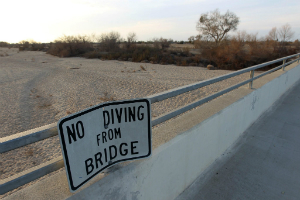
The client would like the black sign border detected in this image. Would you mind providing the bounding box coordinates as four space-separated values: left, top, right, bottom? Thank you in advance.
58 99 151 192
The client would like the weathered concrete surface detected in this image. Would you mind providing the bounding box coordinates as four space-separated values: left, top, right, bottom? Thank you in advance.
176 80 300 200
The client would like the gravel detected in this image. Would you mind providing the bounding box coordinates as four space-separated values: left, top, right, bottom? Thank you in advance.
0 47 251 198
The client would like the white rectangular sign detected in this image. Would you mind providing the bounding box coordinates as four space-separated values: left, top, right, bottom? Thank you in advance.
58 99 151 192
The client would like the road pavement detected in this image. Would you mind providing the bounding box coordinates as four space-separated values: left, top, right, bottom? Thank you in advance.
176 80 300 200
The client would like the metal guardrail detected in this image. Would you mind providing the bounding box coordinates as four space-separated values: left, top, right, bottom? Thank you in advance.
0 53 300 194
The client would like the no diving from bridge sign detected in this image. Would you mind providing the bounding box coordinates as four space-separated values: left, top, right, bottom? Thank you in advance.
58 99 151 192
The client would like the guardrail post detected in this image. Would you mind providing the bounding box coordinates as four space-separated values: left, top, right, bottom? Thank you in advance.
298 55 300 63
282 59 286 71
248 70 254 89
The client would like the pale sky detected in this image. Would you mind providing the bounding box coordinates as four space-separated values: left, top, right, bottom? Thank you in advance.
1 0 300 43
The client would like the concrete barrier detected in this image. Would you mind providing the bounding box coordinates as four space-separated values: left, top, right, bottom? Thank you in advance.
4 62 300 200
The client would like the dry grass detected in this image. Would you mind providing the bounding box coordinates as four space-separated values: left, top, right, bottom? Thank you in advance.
30 88 37 93
0 52 9 57
66 110 72 115
38 103 52 109
169 43 194 48
25 149 34 157
140 65 147 71
99 91 116 102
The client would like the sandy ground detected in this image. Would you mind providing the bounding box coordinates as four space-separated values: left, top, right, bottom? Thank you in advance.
0 47 251 197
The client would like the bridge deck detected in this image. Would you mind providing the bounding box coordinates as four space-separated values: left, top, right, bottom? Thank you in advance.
176 80 300 200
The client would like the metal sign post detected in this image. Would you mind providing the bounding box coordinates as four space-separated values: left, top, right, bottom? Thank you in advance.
58 99 151 192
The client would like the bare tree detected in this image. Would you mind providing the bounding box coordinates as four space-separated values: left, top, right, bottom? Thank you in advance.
188 36 195 43
232 31 258 43
124 32 137 49
266 27 278 41
195 35 202 41
196 9 239 45
127 32 137 43
88 33 98 43
232 31 247 43
278 23 294 42
98 31 122 52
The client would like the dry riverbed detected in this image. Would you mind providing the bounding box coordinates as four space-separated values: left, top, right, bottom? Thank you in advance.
0 47 250 198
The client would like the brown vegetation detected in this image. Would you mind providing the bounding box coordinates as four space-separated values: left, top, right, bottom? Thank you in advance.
44 32 298 70
99 91 116 102
4 21 297 71
199 31 299 70
47 35 93 57
18 40 46 51
0 42 9 47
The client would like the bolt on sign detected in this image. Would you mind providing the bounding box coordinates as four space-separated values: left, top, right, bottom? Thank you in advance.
58 99 151 192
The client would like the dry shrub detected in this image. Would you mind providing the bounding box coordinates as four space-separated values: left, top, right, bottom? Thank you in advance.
66 110 72 115
199 31 297 70
131 46 161 62
160 53 175 64
294 40 300 51
140 65 146 71
31 43 45 51
25 149 34 156
59 49 71 57
0 41 9 47
98 31 122 52
19 40 30 49
182 47 190 54
194 39 213 49
0 52 9 57
202 42 252 70
99 92 116 102
191 55 202 63
123 32 137 50
101 52 122 60
84 51 104 59
18 40 45 51
152 37 173 50
181 60 187 66
47 35 93 57
38 103 52 109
